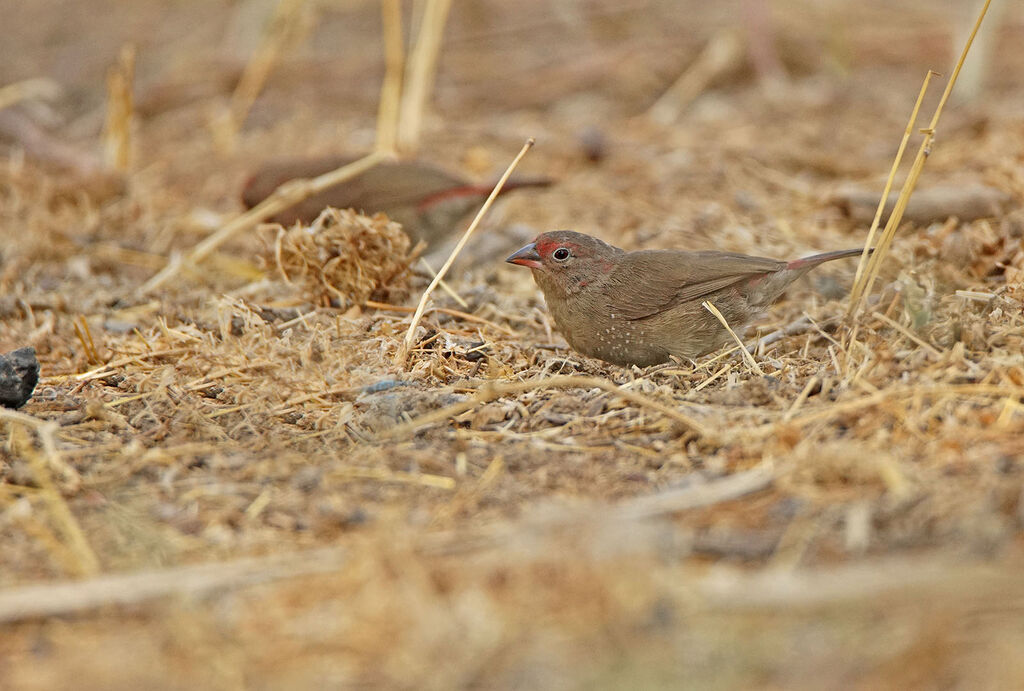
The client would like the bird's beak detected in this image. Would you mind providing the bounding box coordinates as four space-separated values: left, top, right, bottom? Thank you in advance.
505 242 542 269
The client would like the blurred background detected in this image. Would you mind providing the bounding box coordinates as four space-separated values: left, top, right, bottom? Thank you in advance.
1 0 1018 270
0 1 1018 255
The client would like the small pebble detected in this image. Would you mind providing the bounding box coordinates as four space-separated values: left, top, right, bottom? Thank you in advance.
0 347 40 409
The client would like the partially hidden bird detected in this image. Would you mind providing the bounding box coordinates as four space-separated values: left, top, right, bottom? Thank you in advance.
506 230 866 367
241 155 552 246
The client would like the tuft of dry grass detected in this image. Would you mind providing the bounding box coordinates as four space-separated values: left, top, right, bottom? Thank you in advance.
269 207 415 307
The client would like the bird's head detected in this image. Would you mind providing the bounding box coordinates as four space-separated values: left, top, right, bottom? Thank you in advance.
506 230 622 296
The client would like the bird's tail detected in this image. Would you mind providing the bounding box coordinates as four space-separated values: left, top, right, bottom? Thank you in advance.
462 176 557 197
747 246 873 308
499 176 554 193
786 247 872 271
418 177 553 210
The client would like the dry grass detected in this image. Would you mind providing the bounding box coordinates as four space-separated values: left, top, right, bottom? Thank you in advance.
2 0 1024 687
396 136 534 365
270 207 414 307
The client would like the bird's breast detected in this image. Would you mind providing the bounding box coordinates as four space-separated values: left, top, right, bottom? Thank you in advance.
550 299 667 366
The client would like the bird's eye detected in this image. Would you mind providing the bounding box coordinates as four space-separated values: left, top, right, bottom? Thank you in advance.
552 247 571 261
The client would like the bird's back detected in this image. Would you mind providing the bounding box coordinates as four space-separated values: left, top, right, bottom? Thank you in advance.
589 249 787 361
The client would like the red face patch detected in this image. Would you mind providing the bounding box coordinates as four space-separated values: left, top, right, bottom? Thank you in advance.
535 237 576 260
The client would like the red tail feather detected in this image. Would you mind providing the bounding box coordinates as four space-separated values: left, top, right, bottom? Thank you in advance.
786 247 871 270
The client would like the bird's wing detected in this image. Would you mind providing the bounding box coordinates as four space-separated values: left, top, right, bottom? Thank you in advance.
606 250 786 320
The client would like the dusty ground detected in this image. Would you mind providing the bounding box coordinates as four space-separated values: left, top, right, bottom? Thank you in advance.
2 0 1024 688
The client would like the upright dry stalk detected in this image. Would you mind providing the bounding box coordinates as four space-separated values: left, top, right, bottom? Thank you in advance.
102 44 136 172
215 0 309 152
647 30 744 124
848 71 935 298
375 0 405 154
394 138 534 366
846 0 993 320
396 0 452 154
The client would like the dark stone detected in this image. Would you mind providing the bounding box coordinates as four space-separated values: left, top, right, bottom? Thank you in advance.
0 347 40 409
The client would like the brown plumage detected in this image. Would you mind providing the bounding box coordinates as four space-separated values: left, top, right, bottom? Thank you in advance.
506 230 865 367
241 155 551 246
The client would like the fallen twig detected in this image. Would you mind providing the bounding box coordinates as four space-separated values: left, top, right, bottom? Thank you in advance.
0 546 349 623
614 465 773 520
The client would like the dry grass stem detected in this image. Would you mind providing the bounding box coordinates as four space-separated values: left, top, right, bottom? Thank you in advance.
615 465 773 520
330 467 456 489
871 310 942 357
0 547 349 623
364 300 514 335
847 0 994 320
703 300 765 375
0 77 61 111
848 70 935 296
764 382 1024 435
697 555 1007 608
395 137 534 365
396 0 452 154
74 347 189 381
782 375 820 422
647 30 744 124
420 257 468 308
214 0 310 151
2 418 98 576
955 289 999 302
693 363 732 391
375 0 404 154
72 316 102 365
102 44 136 171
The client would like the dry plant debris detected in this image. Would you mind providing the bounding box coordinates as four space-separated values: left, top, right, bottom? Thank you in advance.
268 207 414 307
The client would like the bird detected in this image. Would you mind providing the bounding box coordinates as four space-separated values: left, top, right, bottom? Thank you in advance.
241 155 552 246
506 230 866 367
